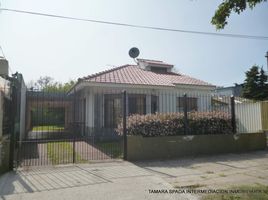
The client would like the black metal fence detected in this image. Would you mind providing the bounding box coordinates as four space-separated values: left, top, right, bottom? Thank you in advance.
14 86 262 167
17 137 123 167
16 88 124 167
118 91 235 137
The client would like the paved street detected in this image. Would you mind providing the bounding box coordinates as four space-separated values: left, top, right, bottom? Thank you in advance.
1 150 268 200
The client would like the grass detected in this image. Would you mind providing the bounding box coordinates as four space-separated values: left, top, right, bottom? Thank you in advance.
47 141 86 165
219 173 227 177
32 125 64 131
95 141 123 159
202 184 268 200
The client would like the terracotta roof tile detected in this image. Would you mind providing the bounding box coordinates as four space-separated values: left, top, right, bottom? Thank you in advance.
81 65 213 87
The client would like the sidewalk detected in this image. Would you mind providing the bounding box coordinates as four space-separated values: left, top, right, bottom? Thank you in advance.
1 150 268 200
0 161 194 200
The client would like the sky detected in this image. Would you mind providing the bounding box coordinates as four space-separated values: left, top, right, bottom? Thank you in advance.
0 0 268 87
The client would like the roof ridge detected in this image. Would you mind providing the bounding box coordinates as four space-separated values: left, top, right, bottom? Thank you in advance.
82 64 134 80
137 58 164 62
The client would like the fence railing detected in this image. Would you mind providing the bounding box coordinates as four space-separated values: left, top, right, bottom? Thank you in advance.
118 92 235 137
17 137 123 167
23 89 266 140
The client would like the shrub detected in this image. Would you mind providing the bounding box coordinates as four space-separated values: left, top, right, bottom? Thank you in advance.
117 111 232 137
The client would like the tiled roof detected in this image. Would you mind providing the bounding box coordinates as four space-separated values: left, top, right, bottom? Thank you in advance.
81 65 213 87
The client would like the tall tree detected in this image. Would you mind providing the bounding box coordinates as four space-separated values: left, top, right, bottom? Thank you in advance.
211 0 267 29
242 65 268 100
242 65 260 99
257 67 268 99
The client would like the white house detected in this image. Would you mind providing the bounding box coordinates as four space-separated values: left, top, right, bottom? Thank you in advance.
71 59 216 136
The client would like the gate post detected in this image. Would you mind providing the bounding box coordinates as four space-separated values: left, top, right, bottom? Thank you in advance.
230 95 236 134
183 93 189 135
9 77 18 170
73 87 77 163
73 138 76 163
122 90 127 160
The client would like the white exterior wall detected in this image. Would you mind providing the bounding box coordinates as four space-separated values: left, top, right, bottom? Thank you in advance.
158 92 176 113
236 102 262 133
82 85 214 131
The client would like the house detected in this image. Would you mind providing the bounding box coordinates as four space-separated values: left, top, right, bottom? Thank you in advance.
215 84 243 97
70 59 216 137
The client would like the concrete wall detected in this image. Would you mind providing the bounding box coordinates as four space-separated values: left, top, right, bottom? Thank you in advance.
0 77 10 138
127 133 266 161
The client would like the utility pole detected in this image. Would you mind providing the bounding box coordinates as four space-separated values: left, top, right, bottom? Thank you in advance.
265 51 268 72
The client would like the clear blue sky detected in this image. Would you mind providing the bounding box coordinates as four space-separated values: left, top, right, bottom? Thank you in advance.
0 0 267 87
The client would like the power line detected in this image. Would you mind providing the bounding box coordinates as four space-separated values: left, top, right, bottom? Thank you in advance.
1 8 268 40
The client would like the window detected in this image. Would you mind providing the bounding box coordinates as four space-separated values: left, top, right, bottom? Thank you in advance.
128 95 146 115
151 95 158 114
176 97 198 112
150 67 168 73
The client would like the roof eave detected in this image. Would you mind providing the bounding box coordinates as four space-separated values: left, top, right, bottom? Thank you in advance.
73 80 216 92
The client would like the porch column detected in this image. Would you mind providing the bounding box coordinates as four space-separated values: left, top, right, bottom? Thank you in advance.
86 91 94 131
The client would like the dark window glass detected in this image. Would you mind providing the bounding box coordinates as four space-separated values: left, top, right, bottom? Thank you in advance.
176 97 198 112
151 95 158 114
128 95 146 115
150 67 167 73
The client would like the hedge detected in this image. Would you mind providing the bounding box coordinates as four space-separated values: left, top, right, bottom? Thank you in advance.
117 111 233 137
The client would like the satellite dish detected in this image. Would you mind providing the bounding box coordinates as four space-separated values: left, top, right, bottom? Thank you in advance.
129 47 140 59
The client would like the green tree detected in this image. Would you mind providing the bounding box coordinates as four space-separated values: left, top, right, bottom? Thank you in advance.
43 80 76 92
28 76 76 92
212 0 267 29
242 65 268 100
242 65 260 99
257 67 268 99
36 76 54 90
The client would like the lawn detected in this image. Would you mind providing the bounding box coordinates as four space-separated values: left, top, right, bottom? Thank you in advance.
202 184 268 200
47 141 85 164
95 141 123 159
32 125 64 131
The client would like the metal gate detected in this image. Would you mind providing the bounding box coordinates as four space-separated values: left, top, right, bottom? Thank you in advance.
16 89 124 167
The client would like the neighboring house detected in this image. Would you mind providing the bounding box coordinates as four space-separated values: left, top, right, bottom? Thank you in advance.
70 59 216 136
215 84 243 97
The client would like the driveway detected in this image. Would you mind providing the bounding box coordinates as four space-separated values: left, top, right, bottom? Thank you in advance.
1 150 268 200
